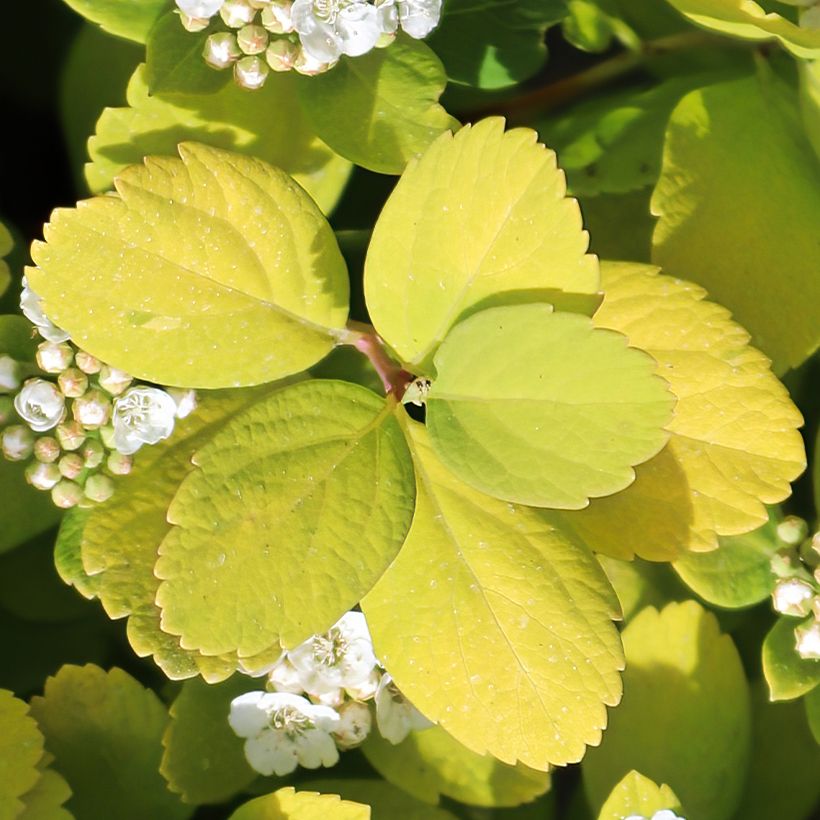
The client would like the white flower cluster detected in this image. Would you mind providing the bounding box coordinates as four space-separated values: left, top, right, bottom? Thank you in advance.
0 279 196 508
769 519 820 661
625 811 685 820
229 611 432 776
174 0 443 88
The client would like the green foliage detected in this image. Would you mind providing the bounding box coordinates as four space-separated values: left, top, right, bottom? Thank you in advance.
0 690 45 819
805 686 820 745
62 0 169 44
0 222 12 298
763 617 820 701
302 780 459 818
597 770 683 820
229 787 369 819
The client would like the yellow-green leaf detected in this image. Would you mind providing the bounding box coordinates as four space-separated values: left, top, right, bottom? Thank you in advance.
560 262 805 560
302 780 458 819
364 118 600 371
156 380 415 657
29 143 349 388
62 0 168 44
582 602 751 820
597 770 682 820
427 303 674 509
229 788 369 820
763 616 820 701
363 419 623 770
17 766 73 820
651 74 820 374
596 555 687 622
805 686 820 745
362 725 550 808
0 689 45 820
87 65 351 215
0 221 13 297
664 0 820 58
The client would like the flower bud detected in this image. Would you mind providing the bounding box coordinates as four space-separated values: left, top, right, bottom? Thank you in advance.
0 355 20 393
266 38 299 71
58 452 85 480
178 11 211 31
772 578 815 617
795 619 820 661
25 460 61 491
2 425 34 461
176 0 226 16
260 2 293 33
234 55 270 88
98 365 132 396
204 32 243 68
221 0 257 28
333 700 372 749
777 516 808 547
238 23 269 54
75 351 101 375
34 436 61 463
56 421 86 451
167 388 198 419
14 379 66 432
81 438 105 469
107 451 133 476
294 48 333 76
85 473 115 503
58 368 89 398
36 341 73 373
0 396 13 425
73 389 112 429
51 479 84 509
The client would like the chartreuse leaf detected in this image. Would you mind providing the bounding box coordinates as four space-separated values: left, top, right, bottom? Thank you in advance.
597 771 682 820
29 143 349 388
87 65 351 215
427 303 674 509
229 788 369 820
302 780 457 819
0 689 45 819
16 765 73 820
664 0 820 58
596 555 687 622
763 616 820 701
161 676 259 805
673 511 780 608
806 686 820 745
65 387 287 682
365 118 600 371
0 221 13 296
732 681 820 820
427 0 567 89
582 602 751 820
156 380 415 657
799 58 820 164
652 74 820 374
560 263 805 560
562 0 639 53
62 0 168 44
29 664 190 820
363 419 623 770
297 35 457 175
362 725 550 807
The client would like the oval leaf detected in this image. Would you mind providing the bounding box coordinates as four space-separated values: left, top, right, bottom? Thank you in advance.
156 380 416 657
29 143 349 388
363 420 624 770
427 303 674 509
365 118 600 370
763 616 820 701
598 771 682 820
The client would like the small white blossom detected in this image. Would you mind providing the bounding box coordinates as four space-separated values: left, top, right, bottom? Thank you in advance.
20 278 70 343
111 387 177 455
795 619 820 661
176 0 225 17
0 356 20 393
73 389 112 429
286 611 379 700
375 673 433 744
376 0 441 39
772 578 815 618
292 0 383 63
333 700 372 749
229 691 341 776
14 379 66 432
269 657 307 694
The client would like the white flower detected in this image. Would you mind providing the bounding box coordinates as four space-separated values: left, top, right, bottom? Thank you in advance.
0 356 20 393
229 691 340 776
269 657 307 694
20 278 70 343
176 0 225 17
14 379 66 432
333 700 372 749
111 386 177 455
772 578 815 618
292 0 383 63
624 812 685 820
167 388 198 419
286 611 379 700
375 673 433 744
376 0 441 39
795 619 820 661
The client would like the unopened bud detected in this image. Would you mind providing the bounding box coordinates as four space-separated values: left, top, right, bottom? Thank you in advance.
238 23 269 54
75 351 101 374
36 341 73 373
375 31 396 48
51 479 84 509
266 38 299 71
58 368 88 398
98 365 132 396
81 438 105 469
25 460 61 491
178 11 211 31
221 0 256 27
772 578 815 617
795 619 820 661
260 2 293 33
294 48 333 76
333 700 372 749
167 388 198 419
106 451 133 476
2 425 34 461
0 396 13 425
84 473 115 503
58 452 85 480
73 389 112 429
235 55 269 88
34 436 61 463
0 356 20 392
204 32 242 69
777 516 809 547
56 421 86 451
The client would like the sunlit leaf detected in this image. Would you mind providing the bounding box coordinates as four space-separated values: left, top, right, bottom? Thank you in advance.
61 0 168 44
0 689 45 819
763 616 820 701
229 787 369 820
302 780 458 819
16 766 73 820
596 555 686 622
597 770 682 820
